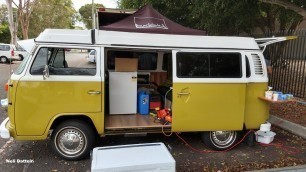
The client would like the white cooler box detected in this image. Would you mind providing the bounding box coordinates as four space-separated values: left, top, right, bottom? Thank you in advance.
91 142 175 172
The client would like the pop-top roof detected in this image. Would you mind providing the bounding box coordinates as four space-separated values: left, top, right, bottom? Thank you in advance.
35 29 259 50
100 4 207 35
35 29 93 44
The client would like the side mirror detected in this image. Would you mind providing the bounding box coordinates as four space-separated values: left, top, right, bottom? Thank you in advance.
43 65 49 80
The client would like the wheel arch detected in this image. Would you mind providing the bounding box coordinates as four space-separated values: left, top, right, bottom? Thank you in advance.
47 114 99 136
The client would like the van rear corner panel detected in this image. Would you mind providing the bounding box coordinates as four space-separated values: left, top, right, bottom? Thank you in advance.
244 83 269 129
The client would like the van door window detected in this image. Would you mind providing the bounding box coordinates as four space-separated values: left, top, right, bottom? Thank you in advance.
30 47 50 75
52 49 65 68
162 53 173 80
31 47 96 76
177 52 241 78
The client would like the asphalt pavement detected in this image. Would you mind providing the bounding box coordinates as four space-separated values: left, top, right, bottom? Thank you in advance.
0 59 305 172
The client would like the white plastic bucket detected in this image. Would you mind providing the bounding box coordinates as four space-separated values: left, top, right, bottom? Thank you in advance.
260 122 271 132
255 131 276 144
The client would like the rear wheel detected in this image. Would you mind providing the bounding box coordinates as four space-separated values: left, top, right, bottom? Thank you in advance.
19 55 24 61
201 131 239 150
51 120 95 160
0 56 8 63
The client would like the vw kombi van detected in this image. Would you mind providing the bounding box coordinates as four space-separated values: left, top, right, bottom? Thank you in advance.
1 29 273 160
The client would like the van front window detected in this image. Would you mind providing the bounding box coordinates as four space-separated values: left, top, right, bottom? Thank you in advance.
14 55 30 75
30 47 96 76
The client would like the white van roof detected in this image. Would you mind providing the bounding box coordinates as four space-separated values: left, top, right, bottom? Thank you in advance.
35 29 260 50
35 29 93 44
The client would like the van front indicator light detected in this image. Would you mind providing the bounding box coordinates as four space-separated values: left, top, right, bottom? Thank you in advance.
4 83 8 92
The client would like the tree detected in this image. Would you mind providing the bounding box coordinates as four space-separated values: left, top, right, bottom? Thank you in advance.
0 23 11 43
260 0 306 29
5 0 18 45
0 4 8 23
5 0 35 43
191 0 260 35
119 0 260 35
17 0 35 40
28 0 76 38
79 3 104 29
119 0 305 35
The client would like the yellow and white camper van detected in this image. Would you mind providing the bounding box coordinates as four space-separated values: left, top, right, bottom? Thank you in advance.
0 29 274 160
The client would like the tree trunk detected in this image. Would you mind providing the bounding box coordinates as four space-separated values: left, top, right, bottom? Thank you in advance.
5 0 18 45
260 0 306 29
22 25 29 39
18 0 32 40
297 17 306 30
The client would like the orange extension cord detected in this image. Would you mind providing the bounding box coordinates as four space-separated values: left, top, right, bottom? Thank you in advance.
173 130 300 154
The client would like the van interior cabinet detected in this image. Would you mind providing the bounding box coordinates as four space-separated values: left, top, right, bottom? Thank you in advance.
109 72 137 114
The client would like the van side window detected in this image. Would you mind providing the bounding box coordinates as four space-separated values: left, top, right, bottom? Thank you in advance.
246 56 251 78
31 48 96 76
162 53 172 80
177 52 241 78
107 51 157 70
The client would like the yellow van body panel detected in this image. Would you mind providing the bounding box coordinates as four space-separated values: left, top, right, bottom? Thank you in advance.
172 83 246 132
244 82 269 129
14 81 103 137
7 80 18 135
9 112 104 140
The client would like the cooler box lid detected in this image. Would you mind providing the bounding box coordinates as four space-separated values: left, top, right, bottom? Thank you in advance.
91 142 176 172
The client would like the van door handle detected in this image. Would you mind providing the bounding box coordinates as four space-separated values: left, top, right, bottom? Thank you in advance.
178 92 190 95
87 91 101 95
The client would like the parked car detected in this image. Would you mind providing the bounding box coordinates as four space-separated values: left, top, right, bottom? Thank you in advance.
86 50 96 63
15 46 29 61
0 43 19 63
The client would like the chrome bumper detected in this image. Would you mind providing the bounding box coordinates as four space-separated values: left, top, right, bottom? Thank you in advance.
1 98 8 111
0 117 10 139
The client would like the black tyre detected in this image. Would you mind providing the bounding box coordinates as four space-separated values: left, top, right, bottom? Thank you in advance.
201 131 239 151
245 131 255 147
0 56 8 63
51 120 95 160
19 55 24 61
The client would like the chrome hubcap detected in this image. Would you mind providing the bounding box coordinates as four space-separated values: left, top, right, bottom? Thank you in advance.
1 57 6 63
211 131 236 147
56 128 85 155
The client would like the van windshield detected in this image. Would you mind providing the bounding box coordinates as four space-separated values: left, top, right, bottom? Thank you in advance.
14 55 30 75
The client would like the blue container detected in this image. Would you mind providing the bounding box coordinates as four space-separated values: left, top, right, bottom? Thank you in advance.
277 92 283 100
137 91 150 115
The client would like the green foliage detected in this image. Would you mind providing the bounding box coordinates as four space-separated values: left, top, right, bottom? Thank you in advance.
79 3 104 29
258 2 302 32
28 0 76 38
0 23 11 43
120 0 260 35
0 4 8 24
191 0 260 35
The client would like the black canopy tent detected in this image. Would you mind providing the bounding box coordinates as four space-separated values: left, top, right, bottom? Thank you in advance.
100 5 207 35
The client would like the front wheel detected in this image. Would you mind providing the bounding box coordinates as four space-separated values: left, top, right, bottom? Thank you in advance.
51 120 95 160
201 131 239 151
